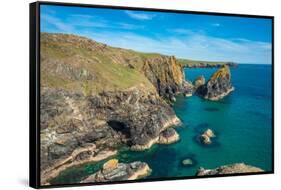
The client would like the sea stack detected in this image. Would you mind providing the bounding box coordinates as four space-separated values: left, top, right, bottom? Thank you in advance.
196 163 264 176
196 65 234 100
81 160 151 183
199 128 215 144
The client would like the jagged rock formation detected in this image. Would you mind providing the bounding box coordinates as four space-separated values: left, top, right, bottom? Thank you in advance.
81 160 151 183
40 87 181 184
196 65 234 100
40 33 185 184
196 163 264 176
142 56 192 101
193 75 205 89
199 129 215 144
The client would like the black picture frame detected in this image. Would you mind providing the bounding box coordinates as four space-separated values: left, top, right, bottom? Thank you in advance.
29 1 274 189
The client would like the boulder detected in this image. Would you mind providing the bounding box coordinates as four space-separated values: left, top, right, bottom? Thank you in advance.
81 161 151 183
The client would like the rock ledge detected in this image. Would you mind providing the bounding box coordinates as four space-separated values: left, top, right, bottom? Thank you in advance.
196 163 264 176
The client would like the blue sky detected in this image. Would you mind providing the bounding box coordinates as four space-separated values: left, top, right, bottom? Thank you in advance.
41 5 272 64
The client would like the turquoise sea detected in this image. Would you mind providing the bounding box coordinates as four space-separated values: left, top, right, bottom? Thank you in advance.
52 64 273 184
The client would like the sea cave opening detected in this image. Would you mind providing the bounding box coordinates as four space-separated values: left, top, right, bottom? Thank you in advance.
107 120 131 138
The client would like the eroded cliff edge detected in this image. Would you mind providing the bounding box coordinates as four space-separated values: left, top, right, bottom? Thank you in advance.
40 33 189 184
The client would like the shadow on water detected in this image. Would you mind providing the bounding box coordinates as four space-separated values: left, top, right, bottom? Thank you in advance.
192 135 220 148
193 123 210 133
138 147 179 178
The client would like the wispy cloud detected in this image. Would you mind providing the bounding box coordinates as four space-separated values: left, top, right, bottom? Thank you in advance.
42 12 144 31
41 12 271 64
82 30 271 64
125 11 155 20
41 13 74 32
211 23 221 27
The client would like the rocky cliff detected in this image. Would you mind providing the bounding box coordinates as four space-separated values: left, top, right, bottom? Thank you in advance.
196 163 264 176
142 55 192 101
196 65 234 100
40 33 185 184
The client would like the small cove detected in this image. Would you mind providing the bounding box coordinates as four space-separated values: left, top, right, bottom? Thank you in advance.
52 64 272 184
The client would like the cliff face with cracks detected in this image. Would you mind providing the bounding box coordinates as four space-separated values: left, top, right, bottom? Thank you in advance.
142 56 191 101
40 33 185 184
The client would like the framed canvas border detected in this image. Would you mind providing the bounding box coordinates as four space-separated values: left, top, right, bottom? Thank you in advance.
29 1 274 189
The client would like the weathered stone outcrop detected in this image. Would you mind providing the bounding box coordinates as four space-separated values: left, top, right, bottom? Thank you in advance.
196 163 264 176
142 55 193 102
40 33 186 185
193 75 205 89
199 129 215 145
40 86 180 184
81 160 151 183
158 128 180 144
196 65 234 100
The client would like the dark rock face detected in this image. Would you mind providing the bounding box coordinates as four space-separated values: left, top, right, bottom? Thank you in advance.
196 163 264 176
40 87 180 184
81 160 151 183
196 65 234 100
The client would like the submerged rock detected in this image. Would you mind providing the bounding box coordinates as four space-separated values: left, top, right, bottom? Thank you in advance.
196 65 234 100
182 158 193 166
196 163 264 176
81 160 151 182
199 129 215 144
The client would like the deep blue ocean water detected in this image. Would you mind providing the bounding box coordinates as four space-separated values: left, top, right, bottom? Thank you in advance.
52 64 272 184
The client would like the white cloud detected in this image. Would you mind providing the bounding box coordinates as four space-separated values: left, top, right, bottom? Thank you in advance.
125 11 155 20
81 30 271 64
41 13 272 64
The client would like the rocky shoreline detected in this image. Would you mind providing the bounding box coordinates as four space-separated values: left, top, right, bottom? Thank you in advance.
81 160 151 183
196 163 264 176
40 34 190 184
130 118 181 151
182 62 238 68
40 33 257 185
